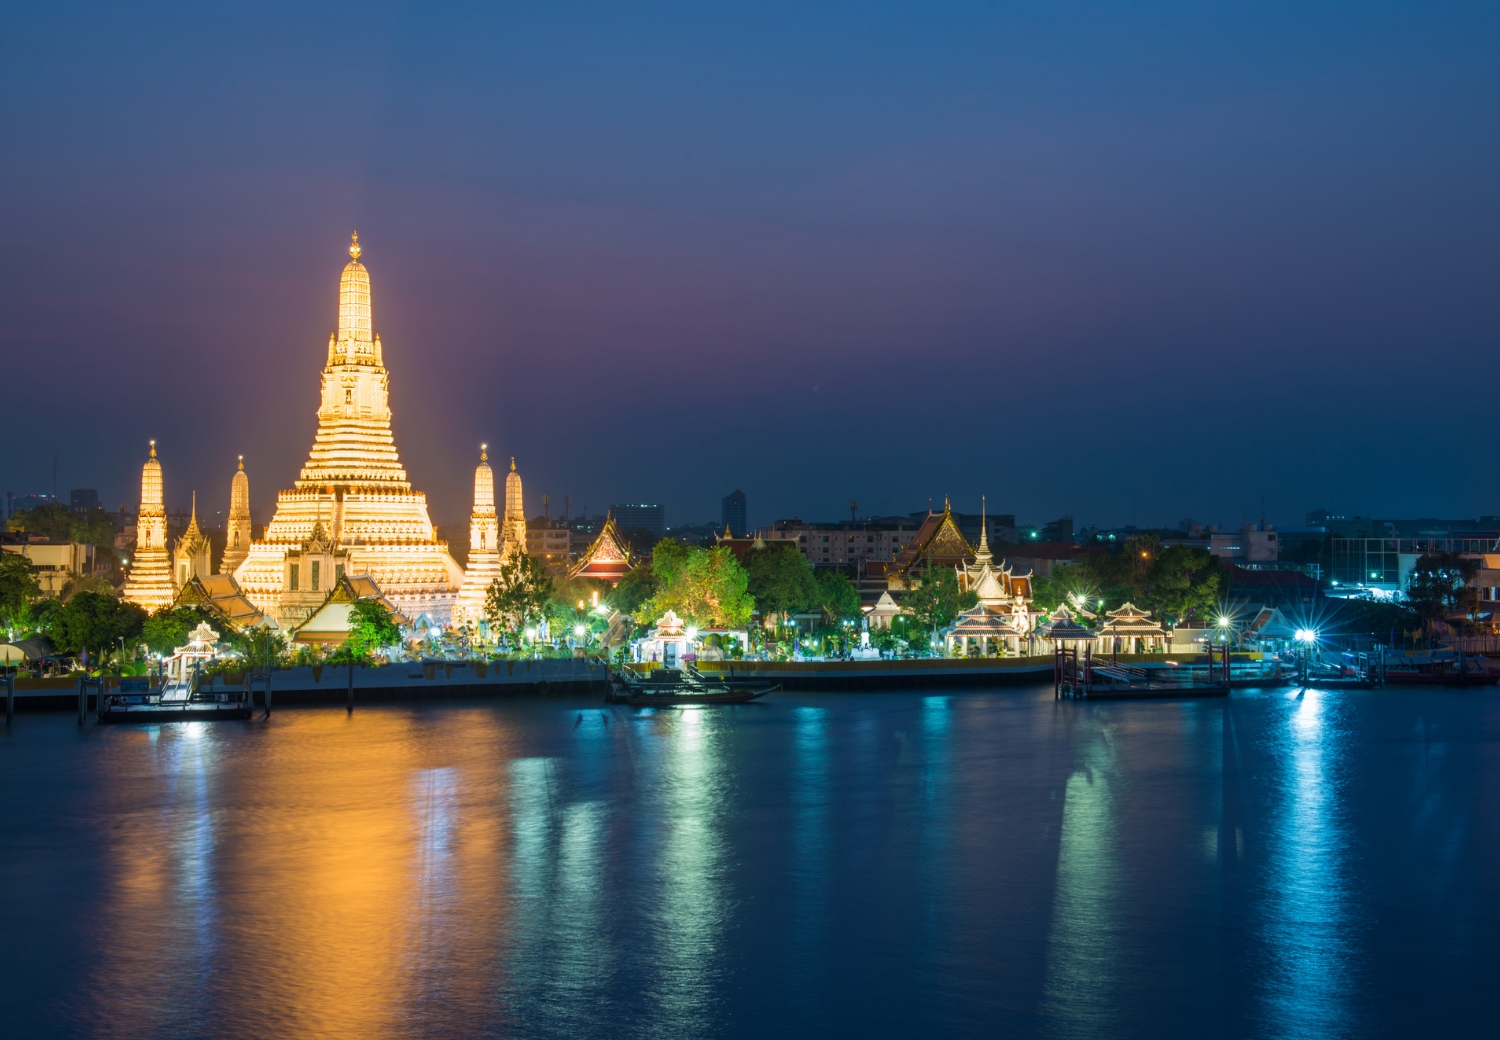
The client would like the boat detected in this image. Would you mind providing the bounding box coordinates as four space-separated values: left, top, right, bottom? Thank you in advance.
99 677 253 723
1377 649 1497 687
607 666 777 707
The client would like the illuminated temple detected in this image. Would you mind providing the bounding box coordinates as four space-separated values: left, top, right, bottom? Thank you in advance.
122 441 175 612
233 235 465 627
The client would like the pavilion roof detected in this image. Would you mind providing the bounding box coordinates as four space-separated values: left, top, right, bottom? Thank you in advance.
568 514 634 583
887 502 974 578
173 573 266 631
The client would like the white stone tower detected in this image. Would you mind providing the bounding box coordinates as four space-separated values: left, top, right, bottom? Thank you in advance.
122 440 175 612
454 444 503 626
220 455 252 575
502 457 527 557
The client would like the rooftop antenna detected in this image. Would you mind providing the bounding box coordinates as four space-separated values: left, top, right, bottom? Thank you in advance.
850 500 857 522
542 494 550 519
564 494 570 522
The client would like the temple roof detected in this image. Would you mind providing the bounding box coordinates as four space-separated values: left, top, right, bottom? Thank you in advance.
173 573 267 631
290 573 410 644
886 500 974 580
568 513 633 583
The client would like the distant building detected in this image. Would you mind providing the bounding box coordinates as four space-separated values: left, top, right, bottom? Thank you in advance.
69 489 99 513
1209 523 1279 563
756 516 922 567
2 532 96 596
1041 516 1074 544
610 503 664 538
721 490 747 536
526 517 572 570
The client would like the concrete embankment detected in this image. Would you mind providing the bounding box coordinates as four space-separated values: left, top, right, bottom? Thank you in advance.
3 658 609 712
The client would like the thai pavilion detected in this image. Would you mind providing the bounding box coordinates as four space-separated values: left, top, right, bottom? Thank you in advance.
1034 604 1097 654
1094 602 1170 654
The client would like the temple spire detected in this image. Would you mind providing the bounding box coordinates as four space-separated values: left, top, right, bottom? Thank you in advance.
975 495 993 564
349 231 361 259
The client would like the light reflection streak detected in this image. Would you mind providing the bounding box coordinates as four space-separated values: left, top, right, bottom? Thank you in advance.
1041 735 1121 1037
645 705 728 1036
790 707 829 983
1257 690 1356 1037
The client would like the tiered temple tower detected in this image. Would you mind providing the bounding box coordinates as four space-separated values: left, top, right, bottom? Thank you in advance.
122 441 175 612
173 491 212 588
453 444 503 626
232 234 463 626
220 456 252 575
502 457 527 557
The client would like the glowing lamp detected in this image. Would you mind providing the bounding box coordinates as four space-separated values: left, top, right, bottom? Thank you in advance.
573 624 586 638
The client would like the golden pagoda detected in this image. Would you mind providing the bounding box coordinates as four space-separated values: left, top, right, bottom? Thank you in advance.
453 444 503 626
220 455 252 575
122 441 175 612
232 234 463 626
172 491 212 588
501 457 527 557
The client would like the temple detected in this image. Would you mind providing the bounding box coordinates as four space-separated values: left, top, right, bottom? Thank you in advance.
232 234 464 627
568 513 635 584
502 457 526 556
453 445 502 626
220 456 252 575
173 492 212 588
122 441 175 612
872 498 975 590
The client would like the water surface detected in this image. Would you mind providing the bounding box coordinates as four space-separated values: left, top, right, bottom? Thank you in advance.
2 687 1496 1038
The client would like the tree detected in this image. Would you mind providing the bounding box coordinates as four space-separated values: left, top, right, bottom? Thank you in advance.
50 591 146 658
607 564 657 615
333 598 403 661
902 567 975 643
816 569 861 623
0 551 42 625
642 546 754 628
1407 552 1479 638
485 553 556 638
7 504 120 570
1140 545 1221 624
142 605 221 655
745 544 819 622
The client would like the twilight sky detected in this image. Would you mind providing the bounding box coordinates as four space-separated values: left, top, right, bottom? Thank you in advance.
2 1 1497 533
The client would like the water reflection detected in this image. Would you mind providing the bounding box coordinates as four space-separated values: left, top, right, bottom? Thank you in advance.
642 707 730 1037
1041 725 1121 1038
789 706 829 989
1257 691 1358 1038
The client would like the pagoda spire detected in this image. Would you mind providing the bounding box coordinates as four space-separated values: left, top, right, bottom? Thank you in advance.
975 495 993 564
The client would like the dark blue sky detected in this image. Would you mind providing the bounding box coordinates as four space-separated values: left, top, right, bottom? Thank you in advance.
3 2 1496 532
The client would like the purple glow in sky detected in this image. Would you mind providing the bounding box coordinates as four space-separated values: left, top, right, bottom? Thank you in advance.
2 2 1497 531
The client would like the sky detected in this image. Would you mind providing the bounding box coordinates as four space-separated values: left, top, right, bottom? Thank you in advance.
2 1 1497 533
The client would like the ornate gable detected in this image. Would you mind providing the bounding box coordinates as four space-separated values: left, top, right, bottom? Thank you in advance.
568 514 634 583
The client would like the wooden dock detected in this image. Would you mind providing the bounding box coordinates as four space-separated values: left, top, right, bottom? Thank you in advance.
1055 646 1231 700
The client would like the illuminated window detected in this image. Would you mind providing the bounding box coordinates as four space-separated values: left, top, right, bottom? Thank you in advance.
312 560 320 591
290 564 299 591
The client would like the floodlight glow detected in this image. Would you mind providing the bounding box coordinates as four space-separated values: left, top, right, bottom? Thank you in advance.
573 624 586 638
1295 628 1317 643
1217 616 1230 627
686 626 698 641
524 626 537 640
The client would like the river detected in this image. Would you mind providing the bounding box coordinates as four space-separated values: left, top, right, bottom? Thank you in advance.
2 686 1496 1038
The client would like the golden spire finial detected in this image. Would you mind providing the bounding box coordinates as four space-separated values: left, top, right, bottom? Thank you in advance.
237 454 244 471
191 490 197 521
944 495 950 512
149 439 156 458
480 443 488 462
510 456 516 472
349 231 361 260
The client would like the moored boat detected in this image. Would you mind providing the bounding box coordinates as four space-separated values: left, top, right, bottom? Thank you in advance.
607 666 777 707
